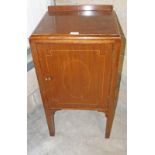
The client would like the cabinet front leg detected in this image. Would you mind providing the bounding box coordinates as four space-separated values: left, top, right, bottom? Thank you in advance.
105 112 114 138
45 110 55 136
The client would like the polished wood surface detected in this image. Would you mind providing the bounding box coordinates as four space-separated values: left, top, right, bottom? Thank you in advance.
36 43 113 110
32 5 119 37
30 5 125 138
48 5 113 12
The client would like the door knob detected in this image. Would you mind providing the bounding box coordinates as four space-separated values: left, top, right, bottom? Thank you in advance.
45 76 52 81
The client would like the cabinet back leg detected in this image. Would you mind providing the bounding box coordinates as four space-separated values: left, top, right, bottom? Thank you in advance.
45 110 55 136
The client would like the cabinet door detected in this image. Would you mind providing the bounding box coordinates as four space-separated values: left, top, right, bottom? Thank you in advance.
36 43 113 109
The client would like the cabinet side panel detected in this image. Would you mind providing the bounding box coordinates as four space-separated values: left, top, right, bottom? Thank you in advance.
107 39 122 116
29 40 49 110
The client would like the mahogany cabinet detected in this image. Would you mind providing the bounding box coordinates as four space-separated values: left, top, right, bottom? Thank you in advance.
29 5 125 138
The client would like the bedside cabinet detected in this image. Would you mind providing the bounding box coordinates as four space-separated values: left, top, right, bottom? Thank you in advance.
29 5 125 138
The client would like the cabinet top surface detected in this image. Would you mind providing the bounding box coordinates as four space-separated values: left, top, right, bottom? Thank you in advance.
32 5 120 38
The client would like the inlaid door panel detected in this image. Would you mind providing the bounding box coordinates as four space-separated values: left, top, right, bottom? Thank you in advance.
36 43 113 109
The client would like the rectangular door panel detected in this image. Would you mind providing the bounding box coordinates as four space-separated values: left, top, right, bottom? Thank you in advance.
36 43 113 109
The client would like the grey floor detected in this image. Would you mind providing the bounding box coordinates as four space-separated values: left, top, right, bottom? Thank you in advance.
27 79 127 155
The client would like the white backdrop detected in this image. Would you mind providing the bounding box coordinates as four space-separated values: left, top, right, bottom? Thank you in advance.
27 0 53 48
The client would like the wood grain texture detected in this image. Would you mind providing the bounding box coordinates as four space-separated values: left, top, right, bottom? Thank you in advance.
48 5 113 12
35 43 113 111
31 5 119 37
29 5 125 138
